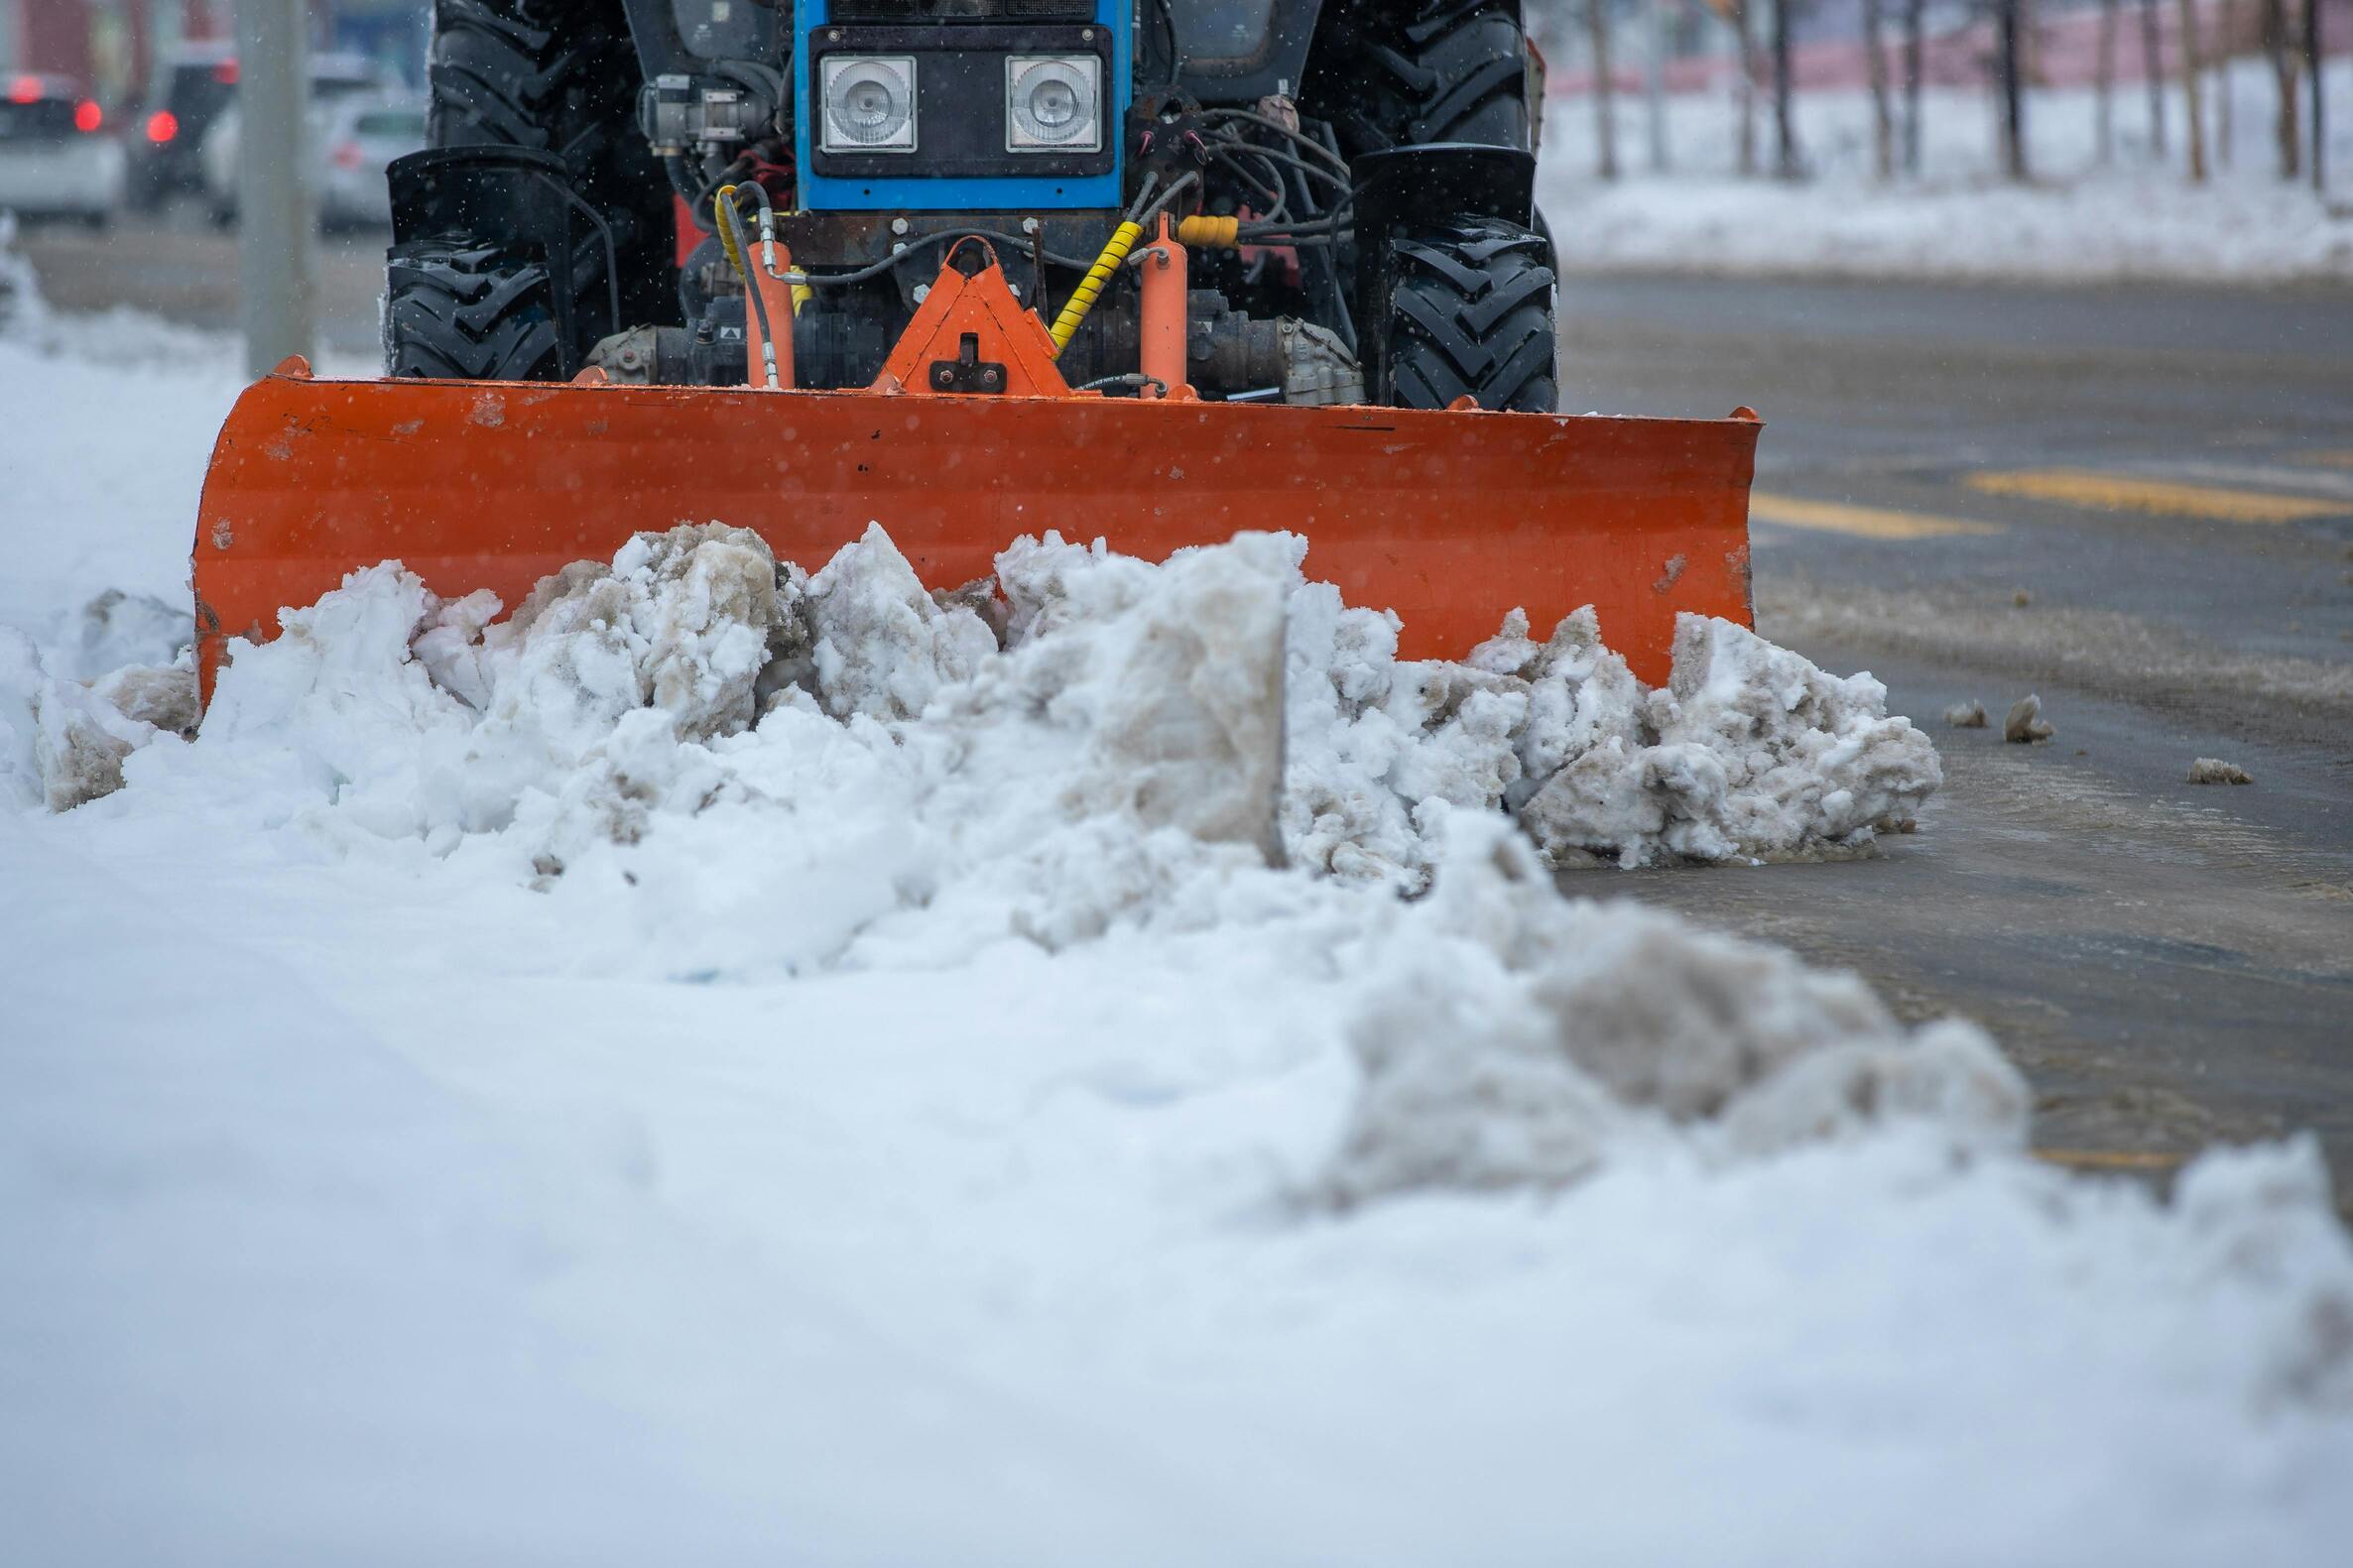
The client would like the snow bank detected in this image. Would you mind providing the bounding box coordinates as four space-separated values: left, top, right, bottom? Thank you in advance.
1538 60 2353 285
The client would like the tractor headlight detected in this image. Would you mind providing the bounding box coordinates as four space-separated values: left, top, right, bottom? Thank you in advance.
820 56 917 153
1006 57 1099 153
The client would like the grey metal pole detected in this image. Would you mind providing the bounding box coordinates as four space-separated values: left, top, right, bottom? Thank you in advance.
237 0 315 378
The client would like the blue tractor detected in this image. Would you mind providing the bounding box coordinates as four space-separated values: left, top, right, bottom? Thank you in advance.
381 0 1556 410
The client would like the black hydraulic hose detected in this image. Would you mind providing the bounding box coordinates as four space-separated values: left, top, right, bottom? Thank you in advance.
791 228 1094 288
712 191 777 385
1199 109 1353 176
1134 171 1199 231
1207 148 1288 218
1234 142 1353 197
525 168 623 342
1075 373 1170 398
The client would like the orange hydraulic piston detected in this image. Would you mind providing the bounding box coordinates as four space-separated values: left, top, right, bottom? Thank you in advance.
1140 213 1187 397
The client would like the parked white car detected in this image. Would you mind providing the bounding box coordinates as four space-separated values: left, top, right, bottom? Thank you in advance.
316 98 426 228
0 74 126 230
200 94 425 231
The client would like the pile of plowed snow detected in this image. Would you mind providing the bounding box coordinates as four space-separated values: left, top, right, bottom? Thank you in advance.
7 523 1938 887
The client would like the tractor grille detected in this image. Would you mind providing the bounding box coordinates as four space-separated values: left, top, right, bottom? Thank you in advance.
826 0 1094 21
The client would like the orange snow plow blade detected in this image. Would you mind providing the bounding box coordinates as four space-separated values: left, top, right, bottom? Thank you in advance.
193 363 1759 704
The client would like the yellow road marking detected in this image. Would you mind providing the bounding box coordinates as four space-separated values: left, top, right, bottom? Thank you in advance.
1965 468 2348 524
1748 492 2006 541
2034 1147 2188 1172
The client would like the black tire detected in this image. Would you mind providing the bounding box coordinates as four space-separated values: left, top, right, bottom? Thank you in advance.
1305 0 1534 160
1383 215 1555 413
422 0 672 341
384 236 563 382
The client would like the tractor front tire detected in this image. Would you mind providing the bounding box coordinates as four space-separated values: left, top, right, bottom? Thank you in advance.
384 237 564 382
425 0 672 341
1383 215 1556 413
1308 0 1535 159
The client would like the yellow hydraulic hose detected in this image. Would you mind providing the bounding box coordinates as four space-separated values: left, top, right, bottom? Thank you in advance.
1048 218 1143 355
712 185 749 278
713 184 812 316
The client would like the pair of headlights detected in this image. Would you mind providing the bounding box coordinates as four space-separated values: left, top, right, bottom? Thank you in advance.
820 55 1101 155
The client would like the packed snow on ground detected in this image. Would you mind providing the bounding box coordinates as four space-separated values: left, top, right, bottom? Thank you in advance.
1539 59 2353 284
4 312 2352 1564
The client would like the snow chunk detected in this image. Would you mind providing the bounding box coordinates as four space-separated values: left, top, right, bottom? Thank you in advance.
1323 816 2025 1206
2188 757 2254 785
2005 693 2055 744
1053 533 1290 857
1518 612 1940 869
0 627 190 812
805 523 996 721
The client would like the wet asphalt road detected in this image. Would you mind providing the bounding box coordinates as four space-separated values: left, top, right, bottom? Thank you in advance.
20 215 2353 1196
1558 272 2353 1200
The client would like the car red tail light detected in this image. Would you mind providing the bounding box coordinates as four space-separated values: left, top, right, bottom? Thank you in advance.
331 141 364 171
147 110 180 144
8 76 41 105
74 100 103 134
214 61 241 86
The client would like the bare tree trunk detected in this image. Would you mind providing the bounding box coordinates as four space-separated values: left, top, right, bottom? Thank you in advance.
2265 0 2301 178
1864 0 1895 178
2178 0 2208 181
1589 0 1620 181
1735 0 1759 177
1904 0 1925 174
1772 0 1799 178
2309 0 2326 192
1997 0 2029 179
2141 0 2170 156
2097 0 2121 164
2216 0 2236 168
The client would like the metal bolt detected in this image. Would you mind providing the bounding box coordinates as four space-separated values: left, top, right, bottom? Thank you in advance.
891 241 906 254
827 28 842 41
912 284 930 302
1021 216 1040 234
1082 28 1094 41
891 217 910 235
983 368 1001 387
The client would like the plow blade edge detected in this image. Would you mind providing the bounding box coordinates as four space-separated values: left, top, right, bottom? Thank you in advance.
193 366 1760 701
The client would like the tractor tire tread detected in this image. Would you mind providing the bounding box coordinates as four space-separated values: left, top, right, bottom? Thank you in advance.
385 238 564 382
1308 0 1533 159
1385 216 1556 413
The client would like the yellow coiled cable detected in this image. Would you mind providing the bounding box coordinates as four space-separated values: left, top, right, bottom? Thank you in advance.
1048 219 1143 355
1175 214 1240 249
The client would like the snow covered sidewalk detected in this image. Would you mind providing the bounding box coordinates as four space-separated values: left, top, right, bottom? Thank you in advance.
2 309 2351 1563
1538 62 2353 286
